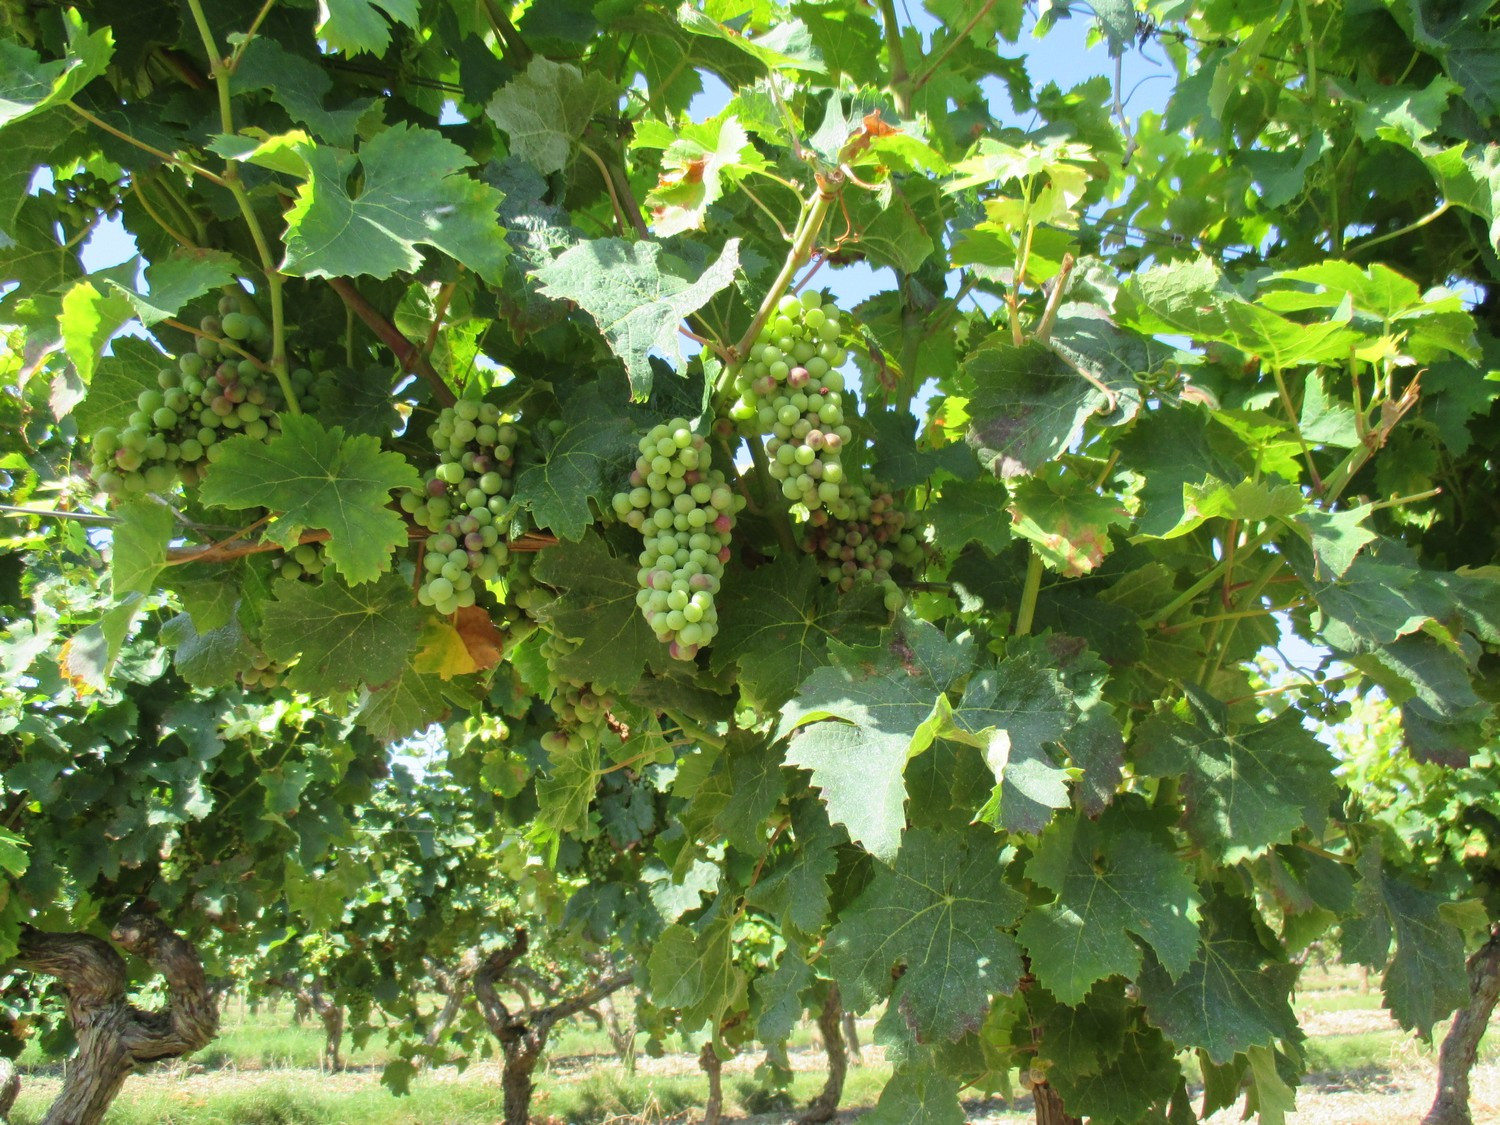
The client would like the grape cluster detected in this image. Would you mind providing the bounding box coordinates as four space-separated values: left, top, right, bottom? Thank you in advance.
538 632 614 760
241 650 287 690
403 399 521 617
55 169 123 226
801 480 924 612
727 291 854 512
89 300 313 497
610 419 742 661
275 541 328 583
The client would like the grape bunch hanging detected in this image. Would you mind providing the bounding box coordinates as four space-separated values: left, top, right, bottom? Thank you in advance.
727 291 855 514
88 298 316 496
54 168 123 227
801 480 925 612
611 420 743 661
404 399 521 617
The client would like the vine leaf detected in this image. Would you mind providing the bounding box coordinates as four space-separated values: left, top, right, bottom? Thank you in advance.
859 1066 965 1125
0 12 113 130
926 478 1012 554
281 123 509 284
534 237 741 400
1019 805 1203 1005
949 637 1077 836
199 414 419 586
636 112 768 237
1341 848 1469 1035
712 554 887 711
231 38 377 146
261 573 423 697
486 57 620 175
1133 685 1337 863
511 412 638 541
827 825 1024 1043
356 664 462 743
316 0 420 58
753 951 815 1045
647 902 745 1031
160 611 254 688
1006 468 1131 577
110 498 175 598
1137 892 1300 1064
777 616 973 860
1035 981 1184 1124
103 249 240 327
532 531 660 693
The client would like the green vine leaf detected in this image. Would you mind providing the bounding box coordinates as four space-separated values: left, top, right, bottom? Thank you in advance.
777 616 973 860
486 57 621 176
533 237 741 400
1019 804 1203 1005
712 554 887 712
827 825 1025 1042
531 531 661 693
0 13 113 130
1134 685 1337 863
199 414 420 586
281 124 510 284
315 0 420 57
261 573 424 697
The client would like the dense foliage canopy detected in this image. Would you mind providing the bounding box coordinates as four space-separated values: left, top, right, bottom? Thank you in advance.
3 0 1500 1122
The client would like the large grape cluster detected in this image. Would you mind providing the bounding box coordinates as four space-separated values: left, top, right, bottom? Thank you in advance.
88 299 315 497
403 399 521 617
727 291 854 513
801 480 925 612
610 419 743 661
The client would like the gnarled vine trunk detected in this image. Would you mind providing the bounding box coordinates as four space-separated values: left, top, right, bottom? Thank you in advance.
11 912 217 1125
0 1056 19 1121
1033 1081 1082 1125
472 927 632 1125
295 983 345 1072
1423 925 1500 1125
699 1040 725 1125
418 948 483 1068
841 1009 862 1064
798 984 847 1124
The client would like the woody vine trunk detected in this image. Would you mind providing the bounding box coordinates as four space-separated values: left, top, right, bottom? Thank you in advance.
1423 926 1500 1125
10 912 217 1125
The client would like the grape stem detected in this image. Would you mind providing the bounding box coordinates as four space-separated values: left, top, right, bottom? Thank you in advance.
728 172 843 367
184 0 299 415
1013 549 1043 637
326 277 456 406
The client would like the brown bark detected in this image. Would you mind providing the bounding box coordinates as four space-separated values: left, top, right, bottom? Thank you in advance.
798 985 848 1124
699 1040 725 1125
0 1056 18 1120
294 984 345 1072
12 911 217 1125
418 948 483 1067
841 1009 862 1064
472 928 632 1125
1423 925 1500 1125
1033 1081 1082 1125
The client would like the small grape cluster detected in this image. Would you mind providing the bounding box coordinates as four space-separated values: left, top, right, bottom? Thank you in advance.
610 419 742 661
802 480 924 612
241 650 287 690
55 169 123 226
538 633 615 759
275 541 328 583
403 399 521 617
89 300 312 497
727 291 854 512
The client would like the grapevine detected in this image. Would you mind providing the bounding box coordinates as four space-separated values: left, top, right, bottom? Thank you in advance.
800 478 924 611
610 420 743 661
